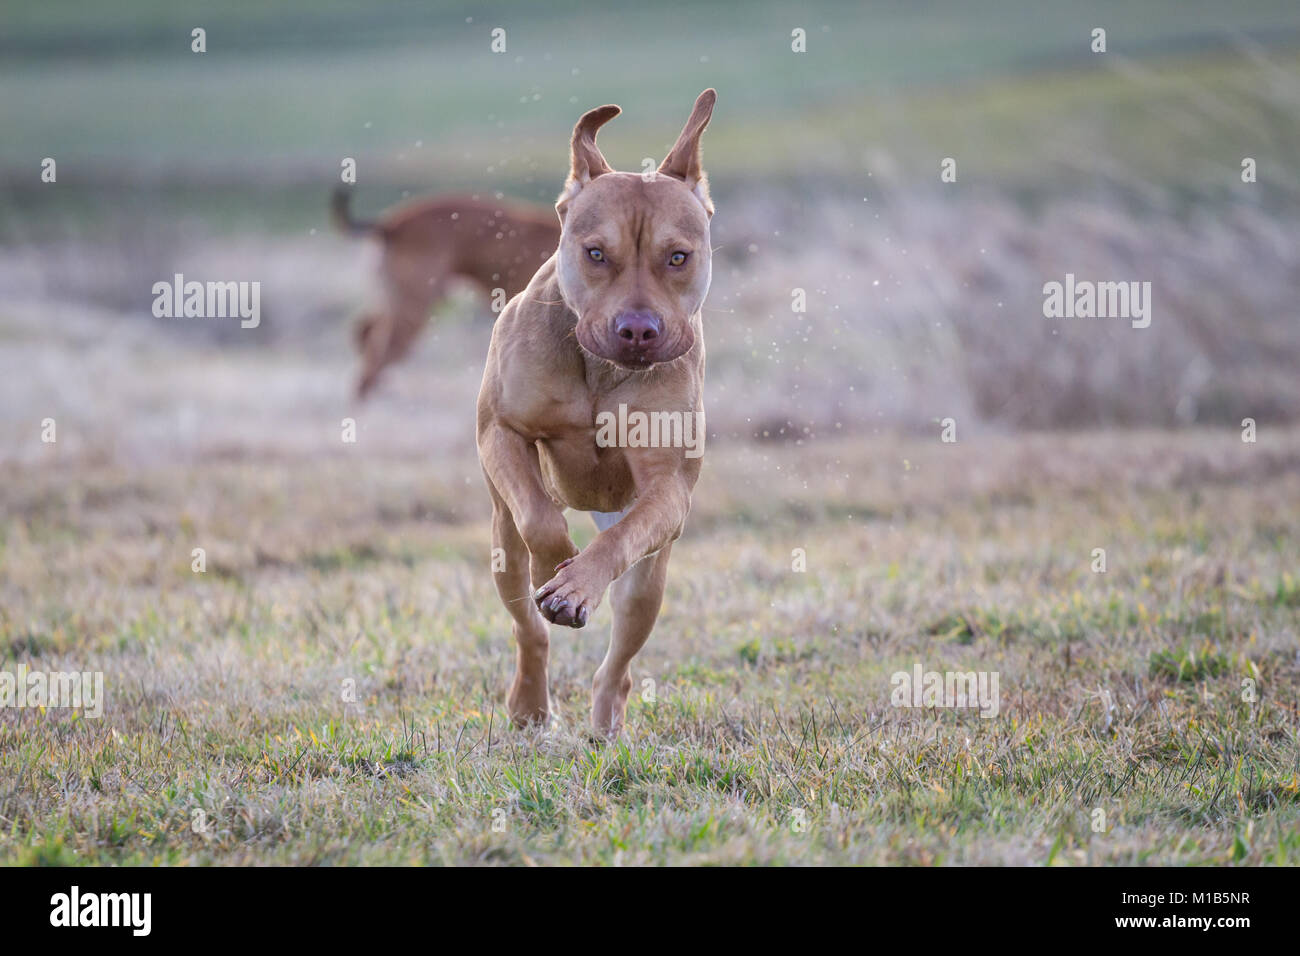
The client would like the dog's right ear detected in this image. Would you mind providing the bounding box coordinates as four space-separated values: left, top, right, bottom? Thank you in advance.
557 104 620 219
658 89 716 216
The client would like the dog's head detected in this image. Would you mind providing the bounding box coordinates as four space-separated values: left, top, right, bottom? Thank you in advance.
555 89 716 370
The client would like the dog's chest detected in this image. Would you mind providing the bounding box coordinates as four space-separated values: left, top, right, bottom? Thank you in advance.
536 429 635 513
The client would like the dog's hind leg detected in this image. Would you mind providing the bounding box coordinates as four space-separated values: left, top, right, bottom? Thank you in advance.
355 308 394 398
590 537 672 737
354 275 450 398
355 241 456 397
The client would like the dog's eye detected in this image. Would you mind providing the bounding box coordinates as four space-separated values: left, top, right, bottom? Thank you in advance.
669 251 688 267
587 248 604 262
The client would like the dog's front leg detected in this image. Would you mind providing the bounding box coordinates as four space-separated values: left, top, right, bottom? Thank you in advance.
533 466 691 627
478 420 579 592
533 463 690 737
478 420 579 728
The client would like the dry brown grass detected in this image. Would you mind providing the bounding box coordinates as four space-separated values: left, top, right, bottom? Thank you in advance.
3 422 1298 864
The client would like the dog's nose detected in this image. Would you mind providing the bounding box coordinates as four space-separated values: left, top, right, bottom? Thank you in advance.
613 310 662 345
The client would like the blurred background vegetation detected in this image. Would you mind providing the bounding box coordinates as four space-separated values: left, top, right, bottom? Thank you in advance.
2 0 1298 458
5 1 1300 215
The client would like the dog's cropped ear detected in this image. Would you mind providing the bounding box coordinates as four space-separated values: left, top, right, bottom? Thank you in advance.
658 88 716 216
557 104 620 217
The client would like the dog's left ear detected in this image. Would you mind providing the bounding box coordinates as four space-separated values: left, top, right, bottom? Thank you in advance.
658 88 716 217
557 103 620 219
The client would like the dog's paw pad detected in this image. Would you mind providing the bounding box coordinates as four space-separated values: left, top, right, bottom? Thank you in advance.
537 593 587 628
535 589 590 628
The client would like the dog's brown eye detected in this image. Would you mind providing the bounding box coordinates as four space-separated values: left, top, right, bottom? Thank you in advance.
669 251 688 267
587 248 604 262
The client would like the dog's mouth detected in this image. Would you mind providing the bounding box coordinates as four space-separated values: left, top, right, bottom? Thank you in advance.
612 353 656 371
576 322 694 370
581 343 658 371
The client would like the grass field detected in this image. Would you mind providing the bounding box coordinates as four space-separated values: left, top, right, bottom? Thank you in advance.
3 431 1298 865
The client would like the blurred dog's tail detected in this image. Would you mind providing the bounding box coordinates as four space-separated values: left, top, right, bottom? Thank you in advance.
331 187 376 236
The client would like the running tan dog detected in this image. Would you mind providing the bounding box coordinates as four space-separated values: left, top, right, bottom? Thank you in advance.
476 89 717 736
332 189 560 398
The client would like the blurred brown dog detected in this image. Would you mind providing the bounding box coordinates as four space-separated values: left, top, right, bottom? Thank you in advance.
476 89 717 736
332 189 560 398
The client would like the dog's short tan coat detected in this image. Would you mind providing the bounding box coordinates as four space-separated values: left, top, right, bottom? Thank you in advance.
476 90 717 736
332 190 560 398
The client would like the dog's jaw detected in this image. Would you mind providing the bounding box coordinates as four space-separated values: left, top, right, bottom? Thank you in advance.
572 314 697 370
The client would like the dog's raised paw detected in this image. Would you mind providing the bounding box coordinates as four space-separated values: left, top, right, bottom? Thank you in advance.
534 561 599 628
535 591 590 628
